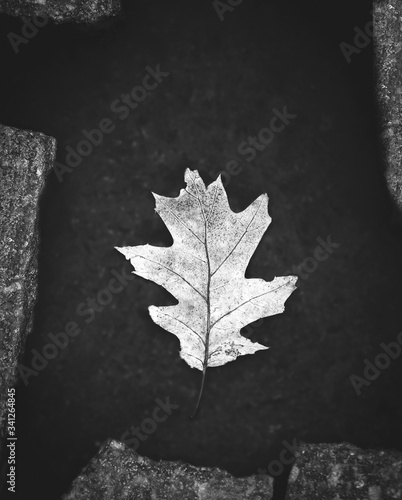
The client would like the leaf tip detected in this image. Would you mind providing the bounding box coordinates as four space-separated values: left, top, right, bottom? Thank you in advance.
259 192 269 206
148 305 158 319
114 246 127 257
289 275 298 287
184 168 206 191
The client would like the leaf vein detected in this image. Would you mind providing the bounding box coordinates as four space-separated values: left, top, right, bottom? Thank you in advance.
211 197 265 277
137 255 207 301
157 311 206 347
159 201 204 244
210 281 290 329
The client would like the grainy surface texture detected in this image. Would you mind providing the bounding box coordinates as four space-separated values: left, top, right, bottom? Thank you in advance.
0 125 55 452
3 3 402 499
0 0 121 24
286 442 402 500
374 1 402 212
64 439 273 500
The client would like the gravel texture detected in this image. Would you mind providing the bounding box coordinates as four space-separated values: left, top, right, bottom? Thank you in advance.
0 0 121 24
286 442 402 500
64 439 274 500
0 124 55 462
374 1 402 212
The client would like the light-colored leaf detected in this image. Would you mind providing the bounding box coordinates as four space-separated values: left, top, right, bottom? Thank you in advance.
116 168 297 375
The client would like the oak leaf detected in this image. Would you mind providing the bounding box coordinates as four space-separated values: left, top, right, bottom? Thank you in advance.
116 169 297 413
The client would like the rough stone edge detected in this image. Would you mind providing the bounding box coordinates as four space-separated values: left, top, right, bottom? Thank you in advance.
374 0 402 212
64 439 274 500
0 0 122 24
0 124 56 484
285 441 402 499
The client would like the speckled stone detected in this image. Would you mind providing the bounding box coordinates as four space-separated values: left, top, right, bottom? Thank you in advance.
374 1 402 212
0 0 121 24
64 439 274 500
285 442 402 500
0 125 55 441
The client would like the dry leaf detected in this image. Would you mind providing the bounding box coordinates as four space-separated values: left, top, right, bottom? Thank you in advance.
116 169 297 412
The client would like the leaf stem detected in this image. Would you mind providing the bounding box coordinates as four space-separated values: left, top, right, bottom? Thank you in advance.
191 362 207 419
191 310 210 418
191 191 211 418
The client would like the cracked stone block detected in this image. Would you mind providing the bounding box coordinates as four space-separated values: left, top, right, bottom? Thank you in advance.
0 124 55 450
285 442 402 500
374 1 402 213
64 439 274 500
0 0 121 24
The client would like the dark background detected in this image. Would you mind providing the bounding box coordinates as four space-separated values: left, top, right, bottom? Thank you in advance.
2 1 401 499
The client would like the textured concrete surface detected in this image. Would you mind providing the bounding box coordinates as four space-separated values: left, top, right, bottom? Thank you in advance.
374 1 402 212
2 2 402 498
0 125 55 466
64 439 274 500
0 0 121 24
286 442 402 499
